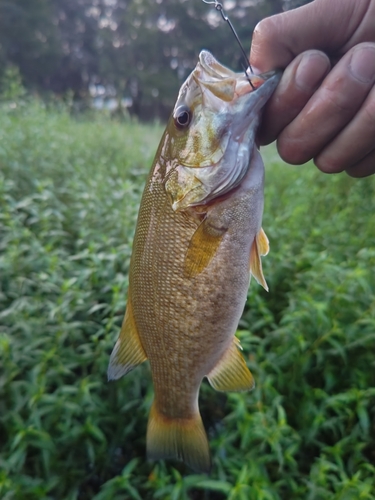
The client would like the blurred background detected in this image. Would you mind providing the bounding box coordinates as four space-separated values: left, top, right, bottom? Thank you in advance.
1 1 375 500
0 0 310 120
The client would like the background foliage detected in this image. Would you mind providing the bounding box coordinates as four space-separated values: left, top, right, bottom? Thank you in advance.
0 94 374 499
0 0 312 120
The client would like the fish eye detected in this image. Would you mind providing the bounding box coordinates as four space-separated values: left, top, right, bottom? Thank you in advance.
174 105 192 130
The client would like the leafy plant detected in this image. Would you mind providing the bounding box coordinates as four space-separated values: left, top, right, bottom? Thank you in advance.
0 100 374 499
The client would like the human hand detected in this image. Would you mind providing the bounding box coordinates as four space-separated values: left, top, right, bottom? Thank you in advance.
250 0 375 177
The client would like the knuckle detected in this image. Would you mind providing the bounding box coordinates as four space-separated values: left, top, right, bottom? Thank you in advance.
253 16 278 43
362 94 375 128
323 85 355 116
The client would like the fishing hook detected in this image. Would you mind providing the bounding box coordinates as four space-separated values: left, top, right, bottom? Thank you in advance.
201 0 255 89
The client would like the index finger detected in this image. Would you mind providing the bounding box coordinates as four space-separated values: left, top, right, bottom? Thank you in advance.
250 0 369 72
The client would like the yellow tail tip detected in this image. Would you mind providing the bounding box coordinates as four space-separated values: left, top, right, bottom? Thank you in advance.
147 402 211 473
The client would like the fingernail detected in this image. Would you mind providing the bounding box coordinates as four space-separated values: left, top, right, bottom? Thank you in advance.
349 45 375 83
295 52 330 92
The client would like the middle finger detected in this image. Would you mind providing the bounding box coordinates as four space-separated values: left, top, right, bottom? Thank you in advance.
276 43 375 165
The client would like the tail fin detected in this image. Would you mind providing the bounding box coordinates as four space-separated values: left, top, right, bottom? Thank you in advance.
146 402 211 473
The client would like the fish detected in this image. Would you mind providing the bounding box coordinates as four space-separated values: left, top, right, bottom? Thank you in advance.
108 50 281 473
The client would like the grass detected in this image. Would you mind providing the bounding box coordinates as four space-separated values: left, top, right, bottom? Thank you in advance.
0 99 374 500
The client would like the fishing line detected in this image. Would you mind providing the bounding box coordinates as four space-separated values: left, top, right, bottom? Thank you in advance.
201 0 255 89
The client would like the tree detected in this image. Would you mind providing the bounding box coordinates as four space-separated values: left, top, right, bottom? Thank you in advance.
0 0 312 118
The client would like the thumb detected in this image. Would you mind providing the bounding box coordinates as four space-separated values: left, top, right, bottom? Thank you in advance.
250 0 368 72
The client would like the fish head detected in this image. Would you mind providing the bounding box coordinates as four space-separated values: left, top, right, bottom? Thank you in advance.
163 50 281 211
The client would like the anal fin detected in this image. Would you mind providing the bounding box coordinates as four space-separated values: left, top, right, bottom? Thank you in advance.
206 337 255 392
107 294 147 380
249 227 269 291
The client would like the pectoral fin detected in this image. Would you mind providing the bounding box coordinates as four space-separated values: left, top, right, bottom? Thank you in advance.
249 228 269 291
107 295 147 380
184 218 226 278
207 337 255 392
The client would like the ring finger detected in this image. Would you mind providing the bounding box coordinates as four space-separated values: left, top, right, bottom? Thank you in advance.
315 83 375 175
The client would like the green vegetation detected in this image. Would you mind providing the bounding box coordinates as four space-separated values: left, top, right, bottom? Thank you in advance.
1 100 374 499
0 0 309 120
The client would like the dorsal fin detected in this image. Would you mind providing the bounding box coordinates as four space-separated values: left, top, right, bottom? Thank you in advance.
107 295 147 380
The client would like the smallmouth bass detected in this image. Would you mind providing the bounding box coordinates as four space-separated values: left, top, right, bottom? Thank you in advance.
108 51 280 472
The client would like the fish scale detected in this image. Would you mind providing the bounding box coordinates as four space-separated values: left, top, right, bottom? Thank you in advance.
108 50 281 472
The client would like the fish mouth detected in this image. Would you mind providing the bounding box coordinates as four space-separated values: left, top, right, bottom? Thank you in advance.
196 50 281 106
165 52 282 212
233 69 281 122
